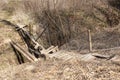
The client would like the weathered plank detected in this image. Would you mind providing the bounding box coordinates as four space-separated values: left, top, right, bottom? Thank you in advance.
10 41 38 62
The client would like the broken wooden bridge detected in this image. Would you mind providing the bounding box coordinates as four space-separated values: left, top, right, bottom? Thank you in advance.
0 20 117 64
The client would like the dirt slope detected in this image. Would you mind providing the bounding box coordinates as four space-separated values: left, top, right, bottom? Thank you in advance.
0 54 120 80
0 0 120 80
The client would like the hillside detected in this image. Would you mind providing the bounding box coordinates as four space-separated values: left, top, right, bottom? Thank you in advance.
0 0 120 80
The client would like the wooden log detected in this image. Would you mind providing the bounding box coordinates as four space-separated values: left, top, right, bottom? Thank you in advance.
16 24 45 50
13 41 38 61
11 43 34 62
88 30 93 52
92 53 115 60
10 41 38 62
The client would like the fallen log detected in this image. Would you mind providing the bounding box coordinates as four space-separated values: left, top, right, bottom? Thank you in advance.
93 47 120 52
92 53 115 60
10 40 38 62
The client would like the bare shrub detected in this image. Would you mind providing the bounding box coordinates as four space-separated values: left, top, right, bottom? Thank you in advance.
18 0 111 47
4 0 119 49
108 0 120 10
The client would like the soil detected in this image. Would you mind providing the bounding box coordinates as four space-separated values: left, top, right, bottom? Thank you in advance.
0 1 120 79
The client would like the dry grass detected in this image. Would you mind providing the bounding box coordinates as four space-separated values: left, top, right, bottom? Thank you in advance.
17 0 119 48
0 22 25 70
0 57 120 80
0 1 120 80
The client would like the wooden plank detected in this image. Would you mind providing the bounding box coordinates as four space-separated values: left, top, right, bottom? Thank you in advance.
11 43 34 62
10 41 38 62
41 46 59 54
92 53 115 60
88 30 93 52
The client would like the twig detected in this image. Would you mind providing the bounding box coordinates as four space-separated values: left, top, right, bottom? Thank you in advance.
35 26 47 41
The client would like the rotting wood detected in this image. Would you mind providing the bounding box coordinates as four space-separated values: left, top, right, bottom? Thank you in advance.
10 42 33 62
0 19 44 58
11 43 25 64
1 19 119 64
41 46 59 55
92 53 115 60
10 40 38 62
88 30 93 52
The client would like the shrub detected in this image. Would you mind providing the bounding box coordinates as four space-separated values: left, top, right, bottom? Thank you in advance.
108 0 120 10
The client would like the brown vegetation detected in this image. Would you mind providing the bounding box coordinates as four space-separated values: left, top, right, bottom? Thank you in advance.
0 0 120 80
0 0 120 48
